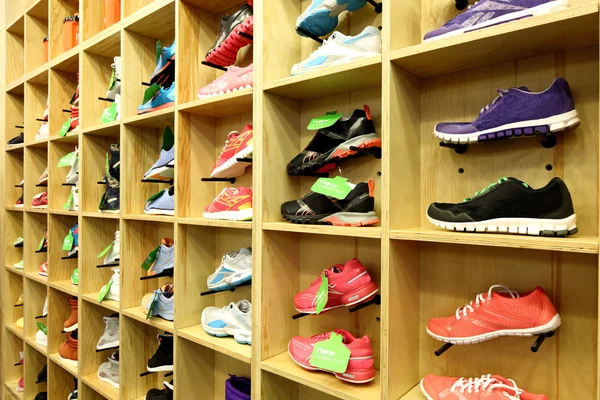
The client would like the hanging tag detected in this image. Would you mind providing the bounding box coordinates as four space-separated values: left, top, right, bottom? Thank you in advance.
307 111 342 130
100 102 117 123
59 118 72 136
311 176 352 200
57 152 76 168
36 323 48 335
98 280 113 302
105 152 109 175
141 246 160 271
146 293 158 320
142 84 161 104
108 69 116 90
155 40 162 64
98 242 114 258
315 273 329 315
62 231 74 251
309 332 351 373
145 189 165 203
63 191 73 210
37 236 45 251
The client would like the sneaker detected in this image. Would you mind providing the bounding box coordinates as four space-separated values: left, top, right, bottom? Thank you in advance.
34 393 47 400
427 285 561 345
205 4 253 67
288 329 375 383
424 0 569 42
150 41 176 85
203 187 253 221
64 296 78 332
147 333 174 372
58 331 78 367
434 78 579 144
144 187 175 216
16 317 24 328
281 181 379 226
97 315 119 350
65 148 79 184
148 239 175 277
98 177 120 213
7 132 24 146
138 83 175 114
38 261 48 277
207 247 252 291
144 127 174 181
15 294 24 306
225 375 251 400
71 268 78 285
13 260 24 269
14 236 24 246
66 183 79 211
69 76 80 132
106 57 121 100
36 325 48 347
42 296 48 317
106 143 120 182
420 374 549 400
37 168 49 185
36 364 47 384
201 300 252 345
67 223 79 256
197 64 253 98
39 230 48 251
97 351 120 389
142 283 175 321
36 121 49 140
291 26 381 76
101 268 120 302
68 378 78 400
145 381 174 400
287 106 380 176
210 125 253 178
427 177 578 237
15 195 24 207
32 191 48 208
16 377 24 392
102 230 120 265
296 0 367 37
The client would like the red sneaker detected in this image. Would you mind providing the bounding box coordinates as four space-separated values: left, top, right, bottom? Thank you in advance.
294 258 378 314
210 125 253 178
203 187 252 221
288 329 375 384
32 191 48 208
420 374 548 400
427 285 560 345
39 261 48 277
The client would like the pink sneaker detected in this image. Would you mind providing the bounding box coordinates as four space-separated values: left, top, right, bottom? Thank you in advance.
39 261 48 277
16 377 24 392
420 374 548 400
197 64 253 98
288 329 375 384
210 125 253 178
203 187 252 221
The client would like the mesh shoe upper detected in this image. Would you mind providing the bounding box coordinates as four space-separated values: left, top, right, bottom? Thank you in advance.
281 182 374 217
198 64 253 98
148 334 174 370
207 4 253 55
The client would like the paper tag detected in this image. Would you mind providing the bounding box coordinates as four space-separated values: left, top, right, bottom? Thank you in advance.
62 231 74 251
307 112 341 130
146 189 164 203
309 332 351 373
146 293 158 320
155 40 162 64
311 176 352 200
63 191 73 210
36 323 48 335
100 102 117 123
58 152 76 168
37 237 45 251
141 246 160 271
162 126 174 150
98 242 114 258
59 118 72 136
142 84 161 104
98 280 113 302
315 273 329 315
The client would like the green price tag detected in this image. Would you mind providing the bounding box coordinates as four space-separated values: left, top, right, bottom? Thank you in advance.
62 231 74 251
98 280 113 302
146 189 164 204
98 242 114 258
141 246 160 271
37 236 45 251
142 84 161 104
59 118 72 136
36 323 48 335
100 102 117 123
315 273 329 315
58 152 76 168
307 112 341 130
63 191 73 210
146 293 158 320
311 176 352 200
309 332 351 373
155 40 162 64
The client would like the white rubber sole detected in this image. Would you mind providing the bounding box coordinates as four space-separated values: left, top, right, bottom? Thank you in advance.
36 339 48 347
203 208 252 221
145 164 174 180
420 379 434 400
427 214 577 236
64 323 78 332
32 205 48 209
99 209 120 214
96 340 119 351
147 365 173 372
427 313 562 345
291 53 380 76
98 373 120 389
144 208 175 216
201 323 252 345
207 269 253 290
58 355 78 367
210 144 253 178
198 84 252 99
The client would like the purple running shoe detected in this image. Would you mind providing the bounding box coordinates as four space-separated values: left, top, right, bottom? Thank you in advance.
225 375 250 400
434 78 580 144
424 0 569 42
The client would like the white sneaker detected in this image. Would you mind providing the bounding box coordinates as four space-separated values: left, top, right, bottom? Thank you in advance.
42 296 48 317
201 300 252 345
68 183 79 211
102 268 120 302
36 327 48 347
106 57 121 100
291 26 382 76
35 123 49 140
104 230 120 265
65 147 79 184
207 247 252 291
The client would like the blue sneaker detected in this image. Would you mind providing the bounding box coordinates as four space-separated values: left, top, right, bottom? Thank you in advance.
150 41 176 85
148 238 175 277
144 187 174 216
138 84 175 115
142 283 174 321
296 0 367 38
201 300 252 345
207 247 252 291
68 224 78 256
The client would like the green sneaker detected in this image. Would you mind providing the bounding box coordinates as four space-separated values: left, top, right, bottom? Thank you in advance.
71 268 79 285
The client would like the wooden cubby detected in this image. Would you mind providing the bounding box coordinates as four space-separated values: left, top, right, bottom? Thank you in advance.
48 0 80 60
3 330 24 399
48 65 78 140
24 341 48 399
48 139 79 212
25 0 49 74
6 17 25 86
24 78 47 143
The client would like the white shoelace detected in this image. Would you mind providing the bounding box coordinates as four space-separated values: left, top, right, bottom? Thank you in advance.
480 89 509 115
455 284 519 320
451 375 524 397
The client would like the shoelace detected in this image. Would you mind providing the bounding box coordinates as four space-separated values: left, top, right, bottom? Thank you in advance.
464 177 508 201
479 89 509 115
450 374 523 397
456 285 519 320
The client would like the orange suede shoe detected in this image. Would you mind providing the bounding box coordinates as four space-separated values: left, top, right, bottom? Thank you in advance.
64 297 78 332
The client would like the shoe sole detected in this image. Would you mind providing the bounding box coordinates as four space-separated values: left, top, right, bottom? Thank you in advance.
198 83 253 99
32 205 48 209
210 144 253 178
137 101 175 115
420 379 434 400
144 208 175 216
434 110 580 144
201 324 252 345
291 52 380 76
208 272 252 291
96 340 119 351
99 209 120 214
297 0 367 37
283 211 379 227
145 164 175 181
98 373 120 389
39 272 48 277
295 286 378 314
427 313 562 345
427 213 578 237
147 365 173 372
58 355 78 368
203 208 253 221
205 16 254 67
64 323 78 332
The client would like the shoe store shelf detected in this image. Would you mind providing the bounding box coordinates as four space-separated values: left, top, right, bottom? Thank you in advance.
122 214 174 223
5 323 23 340
177 217 253 229
25 272 47 285
263 222 382 239
81 211 121 220
24 337 47 357
121 306 174 333
5 265 24 276
6 145 25 153
48 353 78 377
81 293 120 314
178 324 252 364
122 108 175 129
178 88 254 118
82 121 121 137
49 279 79 297
49 131 79 144
81 373 119 400
4 381 23 400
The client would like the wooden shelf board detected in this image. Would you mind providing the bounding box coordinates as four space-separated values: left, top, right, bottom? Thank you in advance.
181 0 248 14
122 306 175 333
24 208 48 214
25 336 48 356
4 381 24 400
49 209 79 217
81 211 121 219
178 88 253 118
177 217 252 229
6 144 25 152
4 207 24 211
5 323 24 339
82 121 121 137
25 272 48 285
5 79 25 94
49 130 80 143
122 107 175 129
263 57 382 101
49 352 78 377
123 214 174 223
178 324 251 364
399 385 423 400
26 64 49 85
82 293 120 313
6 15 24 34
49 280 79 297
50 46 80 74
123 0 176 38
391 3 600 78
263 222 381 238
390 227 599 254
25 138 48 148
261 352 381 400
5 265 24 276
81 373 120 400
83 26 122 58
25 0 49 20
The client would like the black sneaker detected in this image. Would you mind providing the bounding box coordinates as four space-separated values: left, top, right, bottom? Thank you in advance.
205 3 253 66
287 107 381 176
147 333 173 372
7 132 24 146
36 364 47 383
98 177 120 213
108 144 120 182
67 378 78 400
427 177 578 237
145 380 173 400
34 393 47 400
281 181 379 226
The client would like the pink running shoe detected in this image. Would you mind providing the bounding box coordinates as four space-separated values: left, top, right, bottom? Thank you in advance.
427 285 560 345
420 374 548 400
203 187 252 221
210 125 253 178
294 258 378 314
39 261 48 277
288 329 375 384
16 377 24 392
198 64 253 99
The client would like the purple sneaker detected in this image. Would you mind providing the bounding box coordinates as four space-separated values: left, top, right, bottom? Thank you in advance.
225 375 250 400
424 0 569 42
434 78 580 144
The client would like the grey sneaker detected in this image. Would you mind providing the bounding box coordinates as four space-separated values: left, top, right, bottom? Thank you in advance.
99 177 120 213
144 127 174 181
144 187 174 216
96 315 119 350
148 238 174 277
142 283 174 321
97 351 119 389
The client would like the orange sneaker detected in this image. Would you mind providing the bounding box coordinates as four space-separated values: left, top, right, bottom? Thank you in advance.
58 331 78 367
210 125 253 178
427 285 560 345
64 297 78 332
203 187 252 221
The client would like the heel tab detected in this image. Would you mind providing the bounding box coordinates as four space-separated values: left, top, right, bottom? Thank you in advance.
368 180 375 197
363 104 372 120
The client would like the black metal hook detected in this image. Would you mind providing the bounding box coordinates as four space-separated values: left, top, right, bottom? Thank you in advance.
62 109 72 113
98 97 115 103
439 141 468 154
35 315 47 319
97 262 119 268
141 179 174 184
96 346 119 353
140 269 173 280
140 370 173 377
141 82 152 87
236 157 253 163
456 0 469 10
296 27 324 44
61 254 78 260
292 294 380 319
201 177 236 183
62 183 76 186
200 280 252 296
201 61 228 72
366 0 383 13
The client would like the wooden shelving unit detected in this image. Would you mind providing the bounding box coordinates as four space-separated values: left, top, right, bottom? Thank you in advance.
1 0 599 399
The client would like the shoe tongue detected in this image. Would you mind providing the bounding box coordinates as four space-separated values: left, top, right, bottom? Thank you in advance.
236 300 251 313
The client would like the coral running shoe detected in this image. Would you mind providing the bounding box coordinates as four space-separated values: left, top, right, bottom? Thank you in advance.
205 3 253 67
39 261 48 277
15 195 24 208
197 64 253 98
296 0 368 37
294 258 378 313
204 187 252 221
427 285 561 345
32 191 48 208
210 124 253 178
288 329 375 384
420 374 548 400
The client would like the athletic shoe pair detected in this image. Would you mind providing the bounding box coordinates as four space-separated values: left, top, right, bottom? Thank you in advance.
201 300 252 345
197 64 253 99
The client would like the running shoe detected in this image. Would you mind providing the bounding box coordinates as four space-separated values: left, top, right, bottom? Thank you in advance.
39 230 48 252
294 258 378 313
16 317 24 328
101 230 120 265
66 184 79 211
145 381 173 400
296 0 367 37
32 192 48 208
7 132 24 146
39 261 48 277
434 78 579 144
14 260 24 270
97 315 119 350
147 333 174 372
197 64 253 98
226 376 251 400
207 247 252 291
16 377 24 392
291 26 381 76
105 143 120 182
37 168 49 185
64 297 78 332
142 283 175 321
281 181 379 226
138 83 175 114
427 285 561 345
288 329 375 383
427 177 578 237
144 187 175 215
420 374 549 400
205 3 253 67
14 236 24 246
42 297 48 317
144 127 174 181
202 300 252 344
15 195 24 208
36 325 48 347
65 147 79 184
203 187 253 221
15 294 24 306
150 41 176 86
424 0 569 42
58 331 78 367
97 350 120 388
106 56 121 100
67 223 78 256
36 121 49 140
210 124 253 178
98 176 120 213
71 268 78 285
288 106 380 176
101 268 120 302
147 238 175 277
